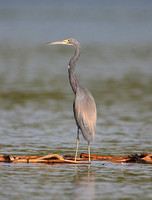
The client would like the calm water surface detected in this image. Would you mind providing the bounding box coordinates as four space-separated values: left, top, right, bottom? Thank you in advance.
0 1 152 200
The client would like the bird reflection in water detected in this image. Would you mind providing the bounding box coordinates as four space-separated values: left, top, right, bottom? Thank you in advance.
73 165 95 200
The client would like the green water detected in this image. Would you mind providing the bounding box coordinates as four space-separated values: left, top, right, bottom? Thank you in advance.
0 1 152 200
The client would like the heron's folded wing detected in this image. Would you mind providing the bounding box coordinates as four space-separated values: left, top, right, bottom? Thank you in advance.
74 87 96 141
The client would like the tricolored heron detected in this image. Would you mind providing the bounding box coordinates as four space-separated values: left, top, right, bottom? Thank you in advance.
45 38 97 162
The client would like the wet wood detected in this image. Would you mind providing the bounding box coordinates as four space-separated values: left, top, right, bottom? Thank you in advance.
64 153 152 164
0 154 88 164
79 153 152 164
0 153 152 164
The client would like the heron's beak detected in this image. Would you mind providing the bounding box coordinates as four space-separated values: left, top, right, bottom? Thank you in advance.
44 39 70 46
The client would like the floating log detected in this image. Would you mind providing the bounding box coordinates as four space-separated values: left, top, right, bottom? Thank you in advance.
0 154 88 164
80 153 152 164
64 153 152 164
0 153 152 164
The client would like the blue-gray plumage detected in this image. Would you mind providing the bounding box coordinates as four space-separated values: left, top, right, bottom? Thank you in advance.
45 38 97 162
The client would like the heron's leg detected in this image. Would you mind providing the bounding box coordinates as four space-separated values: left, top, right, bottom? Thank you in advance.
75 129 79 161
88 141 91 163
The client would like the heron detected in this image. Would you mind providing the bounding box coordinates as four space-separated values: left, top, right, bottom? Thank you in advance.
45 38 97 162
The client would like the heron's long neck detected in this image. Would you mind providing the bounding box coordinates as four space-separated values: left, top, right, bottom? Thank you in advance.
68 44 81 94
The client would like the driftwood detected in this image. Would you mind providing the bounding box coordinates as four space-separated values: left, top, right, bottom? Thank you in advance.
0 154 88 164
1 153 152 164
80 153 152 164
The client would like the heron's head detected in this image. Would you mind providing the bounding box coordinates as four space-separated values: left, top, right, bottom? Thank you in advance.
45 38 80 47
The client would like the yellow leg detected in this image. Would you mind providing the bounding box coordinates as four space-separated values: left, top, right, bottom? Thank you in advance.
75 129 79 161
88 141 91 163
